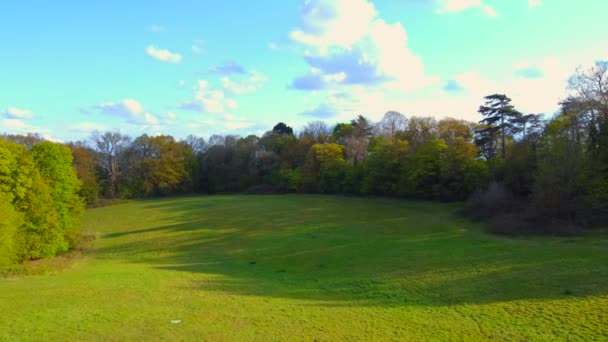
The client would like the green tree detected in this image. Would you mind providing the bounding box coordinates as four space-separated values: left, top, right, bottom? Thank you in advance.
0 192 23 266
400 116 438 149
438 118 474 144
477 94 520 159
304 143 346 192
272 122 294 136
67 142 101 205
364 137 409 195
0 138 67 261
128 135 192 196
404 139 448 198
31 141 84 247
440 137 487 200
331 123 355 145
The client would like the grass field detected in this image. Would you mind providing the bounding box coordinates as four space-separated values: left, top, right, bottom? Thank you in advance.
1 195 607 341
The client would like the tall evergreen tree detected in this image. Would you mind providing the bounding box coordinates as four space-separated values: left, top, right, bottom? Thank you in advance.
477 94 520 159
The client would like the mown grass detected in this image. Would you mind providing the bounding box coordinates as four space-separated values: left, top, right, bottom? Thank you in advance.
1 195 607 341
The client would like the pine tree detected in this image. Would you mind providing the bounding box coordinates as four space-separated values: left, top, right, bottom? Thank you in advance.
477 94 520 159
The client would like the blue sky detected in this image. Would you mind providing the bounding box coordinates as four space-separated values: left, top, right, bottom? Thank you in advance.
1 0 607 141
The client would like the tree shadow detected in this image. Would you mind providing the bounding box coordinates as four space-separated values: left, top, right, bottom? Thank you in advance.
94 195 608 308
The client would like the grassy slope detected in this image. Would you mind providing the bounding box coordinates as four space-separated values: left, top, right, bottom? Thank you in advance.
0 195 607 341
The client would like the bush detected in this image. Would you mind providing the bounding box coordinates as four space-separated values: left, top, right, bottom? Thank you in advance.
463 182 516 221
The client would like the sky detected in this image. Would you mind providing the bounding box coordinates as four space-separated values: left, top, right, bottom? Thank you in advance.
1 0 607 142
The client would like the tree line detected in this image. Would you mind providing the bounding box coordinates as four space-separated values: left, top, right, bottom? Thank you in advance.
1 61 606 266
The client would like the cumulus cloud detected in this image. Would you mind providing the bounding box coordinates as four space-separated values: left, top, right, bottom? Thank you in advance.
144 112 159 125
146 45 182 63
289 0 436 92
179 80 239 114
2 118 28 129
96 99 160 125
221 71 268 95
434 59 572 119
2 107 33 119
97 99 142 116
1 118 49 137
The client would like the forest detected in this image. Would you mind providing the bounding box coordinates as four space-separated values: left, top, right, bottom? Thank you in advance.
1 61 607 266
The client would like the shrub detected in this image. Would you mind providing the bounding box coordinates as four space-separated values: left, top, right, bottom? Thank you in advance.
463 182 516 221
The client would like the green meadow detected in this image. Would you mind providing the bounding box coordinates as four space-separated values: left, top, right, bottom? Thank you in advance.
1 195 607 341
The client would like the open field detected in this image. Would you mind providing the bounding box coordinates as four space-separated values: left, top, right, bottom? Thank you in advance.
1 195 607 341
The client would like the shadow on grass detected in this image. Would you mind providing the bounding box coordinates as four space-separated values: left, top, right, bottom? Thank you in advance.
95 195 608 307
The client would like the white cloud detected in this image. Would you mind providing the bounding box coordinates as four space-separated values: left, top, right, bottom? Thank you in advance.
289 0 437 92
96 99 161 126
123 99 143 114
437 59 571 118
436 0 497 17
167 112 176 119
179 80 239 114
2 118 27 128
290 0 377 49
298 56 575 125
97 99 142 116
144 112 159 125
528 0 542 8
221 71 268 95
441 0 482 12
146 45 182 63
288 0 597 126
1 118 50 137
3 107 33 119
